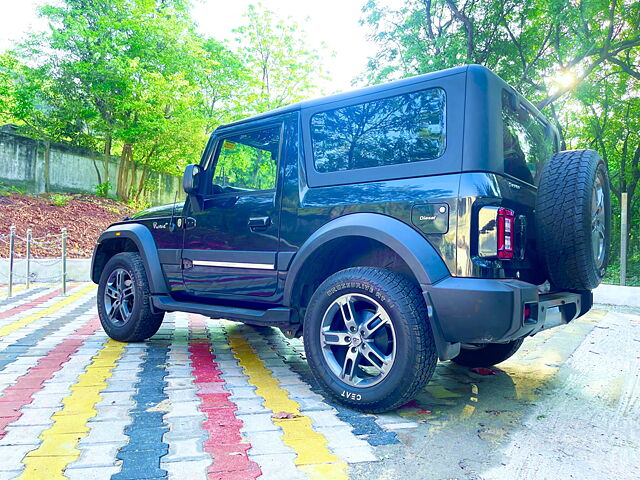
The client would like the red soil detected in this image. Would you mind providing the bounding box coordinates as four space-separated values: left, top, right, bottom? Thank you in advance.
0 194 132 258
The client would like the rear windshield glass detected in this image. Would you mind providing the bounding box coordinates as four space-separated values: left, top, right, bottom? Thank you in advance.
310 87 446 173
502 90 556 185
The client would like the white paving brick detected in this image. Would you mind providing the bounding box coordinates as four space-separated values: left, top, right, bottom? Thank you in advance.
245 430 293 456
0 425 47 446
305 409 347 428
8 406 57 426
163 458 211 479
80 419 129 444
237 413 280 433
66 442 121 467
0 444 35 472
65 329 144 477
64 465 121 480
250 452 305 480
164 436 209 461
233 397 271 415
161 313 212 478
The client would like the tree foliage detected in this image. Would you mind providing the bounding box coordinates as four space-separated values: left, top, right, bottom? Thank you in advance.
362 0 640 276
0 1 326 202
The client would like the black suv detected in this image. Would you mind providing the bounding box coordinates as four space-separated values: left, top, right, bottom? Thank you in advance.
92 65 611 412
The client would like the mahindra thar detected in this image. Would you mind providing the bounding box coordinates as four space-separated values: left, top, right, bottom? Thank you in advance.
91 65 611 412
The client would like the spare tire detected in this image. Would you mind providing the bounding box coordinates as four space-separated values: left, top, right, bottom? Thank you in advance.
536 149 611 290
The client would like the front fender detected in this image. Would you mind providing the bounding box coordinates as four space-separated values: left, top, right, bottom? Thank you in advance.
91 223 169 295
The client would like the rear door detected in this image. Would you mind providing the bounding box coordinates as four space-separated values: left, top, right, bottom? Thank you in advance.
181 121 283 300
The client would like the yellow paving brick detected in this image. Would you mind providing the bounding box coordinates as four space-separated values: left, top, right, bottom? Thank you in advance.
26 434 84 457
45 415 91 434
19 339 125 479
426 384 463 399
300 462 353 479
227 327 347 479
17 456 77 480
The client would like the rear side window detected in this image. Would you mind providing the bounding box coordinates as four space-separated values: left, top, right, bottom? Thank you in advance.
310 88 446 173
502 90 556 185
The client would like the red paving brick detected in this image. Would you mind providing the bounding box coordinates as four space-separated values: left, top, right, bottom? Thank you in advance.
0 317 101 436
189 315 261 480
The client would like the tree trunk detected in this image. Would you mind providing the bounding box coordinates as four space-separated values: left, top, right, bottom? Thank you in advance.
117 143 133 201
43 140 51 193
91 152 102 186
135 165 149 201
103 135 112 186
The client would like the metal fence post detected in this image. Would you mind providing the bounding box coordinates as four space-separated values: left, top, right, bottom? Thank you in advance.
25 229 32 290
620 192 628 286
61 228 67 296
8 226 15 298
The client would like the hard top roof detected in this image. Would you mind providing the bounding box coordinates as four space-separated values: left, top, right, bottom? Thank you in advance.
215 65 472 131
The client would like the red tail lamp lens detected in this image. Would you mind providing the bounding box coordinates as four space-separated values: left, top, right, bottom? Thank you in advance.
497 207 515 259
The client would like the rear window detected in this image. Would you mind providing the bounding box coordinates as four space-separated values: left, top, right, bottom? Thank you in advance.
310 88 446 173
502 90 556 185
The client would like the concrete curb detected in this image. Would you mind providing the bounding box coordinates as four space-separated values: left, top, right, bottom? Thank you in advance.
0 258 92 282
593 283 640 308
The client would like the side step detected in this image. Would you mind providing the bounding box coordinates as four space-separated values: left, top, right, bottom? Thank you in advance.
151 295 293 327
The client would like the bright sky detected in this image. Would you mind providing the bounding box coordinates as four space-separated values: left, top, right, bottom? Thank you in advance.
0 0 397 93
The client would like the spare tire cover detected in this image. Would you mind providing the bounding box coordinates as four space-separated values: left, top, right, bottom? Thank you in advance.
535 149 611 291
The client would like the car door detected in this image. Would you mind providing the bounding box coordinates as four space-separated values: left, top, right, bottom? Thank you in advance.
181 121 283 300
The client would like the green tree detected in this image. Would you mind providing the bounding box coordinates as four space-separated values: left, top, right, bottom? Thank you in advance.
1 1 330 204
231 4 329 115
11 0 212 200
362 0 640 279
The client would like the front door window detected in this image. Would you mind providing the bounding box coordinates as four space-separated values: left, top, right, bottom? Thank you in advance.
213 127 280 192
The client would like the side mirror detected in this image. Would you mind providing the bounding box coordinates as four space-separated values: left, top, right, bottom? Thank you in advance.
183 164 203 195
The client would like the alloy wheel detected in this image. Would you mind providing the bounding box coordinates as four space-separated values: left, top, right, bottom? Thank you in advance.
319 293 396 388
591 172 606 269
103 268 135 327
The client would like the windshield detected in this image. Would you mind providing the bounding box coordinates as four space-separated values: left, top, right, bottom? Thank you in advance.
502 90 556 185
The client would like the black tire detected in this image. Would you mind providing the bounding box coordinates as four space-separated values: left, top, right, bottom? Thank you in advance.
451 338 524 367
536 149 611 290
97 252 164 342
303 267 437 413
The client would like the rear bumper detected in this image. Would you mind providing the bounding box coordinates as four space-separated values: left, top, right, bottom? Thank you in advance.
424 277 590 344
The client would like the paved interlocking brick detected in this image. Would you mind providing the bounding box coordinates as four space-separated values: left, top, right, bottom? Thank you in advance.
161 313 210 477
19 337 125 478
188 314 261 479
0 318 103 440
0 295 97 398
112 320 173 480
236 412 279 433
64 464 121 480
276 333 402 446
0 287 388 479
225 324 348 479
0 284 96 339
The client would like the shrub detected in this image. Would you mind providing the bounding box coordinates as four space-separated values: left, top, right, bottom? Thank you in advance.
94 181 112 197
50 193 70 207
0 182 26 196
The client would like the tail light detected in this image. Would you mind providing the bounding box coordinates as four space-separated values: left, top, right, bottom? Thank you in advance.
478 206 516 260
497 208 515 259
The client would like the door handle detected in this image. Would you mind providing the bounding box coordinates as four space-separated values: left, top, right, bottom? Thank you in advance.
185 217 197 230
248 216 271 231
